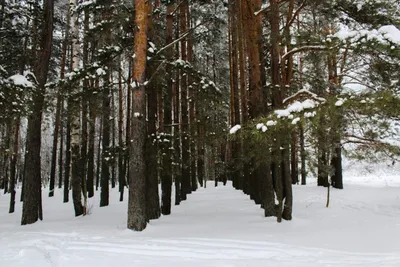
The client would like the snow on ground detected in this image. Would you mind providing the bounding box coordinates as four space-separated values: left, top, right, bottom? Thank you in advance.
1 168 400 267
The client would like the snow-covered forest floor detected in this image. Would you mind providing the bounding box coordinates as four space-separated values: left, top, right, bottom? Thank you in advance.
1 161 400 267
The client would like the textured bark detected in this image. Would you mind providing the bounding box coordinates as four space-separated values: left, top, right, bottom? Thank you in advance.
118 65 125 202
243 0 263 204
262 156 275 217
9 119 19 213
317 114 329 187
174 65 181 205
80 3 90 208
49 1 70 197
328 53 343 190
111 81 116 189
187 5 197 192
238 0 248 191
69 0 83 217
146 52 161 221
161 2 174 215
124 61 132 187
127 0 151 231
282 141 293 220
180 0 191 200
64 112 71 203
300 124 306 185
96 118 102 191
2 122 11 194
145 2 161 220
58 98 64 189
21 0 54 225
244 0 263 117
291 130 299 184
87 104 96 198
99 5 112 208
196 106 205 188
228 0 241 189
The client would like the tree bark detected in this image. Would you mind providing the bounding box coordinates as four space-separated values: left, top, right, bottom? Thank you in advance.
161 1 174 215
69 0 84 217
180 0 191 200
9 118 20 213
21 0 54 225
127 0 151 231
118 63 125 202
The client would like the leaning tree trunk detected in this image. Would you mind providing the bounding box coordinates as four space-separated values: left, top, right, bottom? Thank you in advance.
21 0 54 225
127 0 151 231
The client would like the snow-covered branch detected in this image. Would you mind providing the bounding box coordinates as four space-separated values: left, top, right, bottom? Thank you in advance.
281 45 326 62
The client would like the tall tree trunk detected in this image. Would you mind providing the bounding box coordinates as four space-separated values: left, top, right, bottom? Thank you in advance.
2 122 11 194
69 0 84 217
187 5 197 193
49 1 70 197
174 21 181 206
96 117 102 191
111 81 116 189
118 63 125 202
145 1 161 220
161 1 174 215
124 60 132 188
328 52 343 190
80 3 90 209
300 124 306 185
9 118 20 213
64 110 71 203
291 130 299 184
228 0 241 189
21 0 54 225
99 5 112 208
128 0 151 231
180 0 191 200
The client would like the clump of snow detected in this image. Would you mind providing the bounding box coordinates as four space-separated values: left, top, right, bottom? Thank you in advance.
301 99 316 109
275 109 290 118
287 101 303 113
96 68 106 76
229 124 241 134
261 125 268 132
134 112 141 118
292 117 301 125
333 24 400 45
378 25 400 44
266 120 277 126
256 123 264 130
8 74 34 88
304 111 316 118
335 99 344 107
